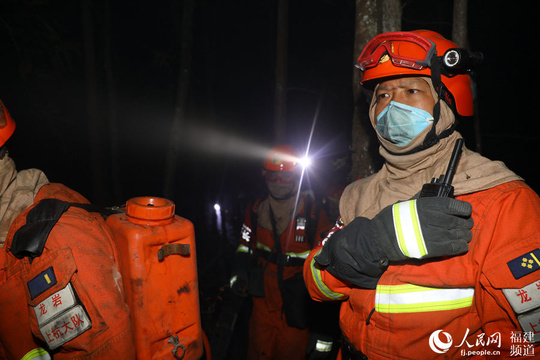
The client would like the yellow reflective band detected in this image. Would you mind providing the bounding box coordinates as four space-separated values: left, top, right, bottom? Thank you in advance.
531 252 540 267
236 244 249 254
230 275 238 288
375 284 474 313
256 242 272 252
285 250 311 259
311 253 344 301
315 340 333 352
21 348 51 360
392 200 427 259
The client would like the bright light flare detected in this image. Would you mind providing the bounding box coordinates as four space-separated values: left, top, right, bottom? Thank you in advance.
214 203 223 236
298 156 312 169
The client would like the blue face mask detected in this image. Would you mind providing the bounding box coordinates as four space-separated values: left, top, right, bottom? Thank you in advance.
376 101 434 146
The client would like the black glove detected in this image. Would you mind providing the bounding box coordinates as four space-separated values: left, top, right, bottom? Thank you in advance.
306 332 334 360
314 216 385 288
315 197 473 288
229 252 250 297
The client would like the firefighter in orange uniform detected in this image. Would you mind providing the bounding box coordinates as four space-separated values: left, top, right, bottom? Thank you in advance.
304 30 540 359
0 100 135 359
231 144 337 360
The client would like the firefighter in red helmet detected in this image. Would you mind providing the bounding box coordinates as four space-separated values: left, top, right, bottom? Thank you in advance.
304 30 540 359
231 144 338 360
0 100 135 359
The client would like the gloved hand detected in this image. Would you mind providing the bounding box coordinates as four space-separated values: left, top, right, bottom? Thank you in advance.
373 197 473 261
229 251 250 297
229 273 248 297
314 216 386 288
315 197 473 288
306 332 334 360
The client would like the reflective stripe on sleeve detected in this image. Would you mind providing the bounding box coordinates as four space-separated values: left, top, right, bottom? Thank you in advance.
393 200 427 258
255 242 272 252
229 275 238 288
21 348 51 360
236 244 249 254
310 250 344 301
315 339 333 352
375 284 474 313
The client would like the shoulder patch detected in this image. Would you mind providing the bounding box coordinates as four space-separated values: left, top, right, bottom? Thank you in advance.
517 308 540 343
507 249 540 279
503 280 540 314
28 267 57 300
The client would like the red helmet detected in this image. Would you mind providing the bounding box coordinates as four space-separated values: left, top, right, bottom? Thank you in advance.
263 144 300 172
356 30 474 117
0 99 16 148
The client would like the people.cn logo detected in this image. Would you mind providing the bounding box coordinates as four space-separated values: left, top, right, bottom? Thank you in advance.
429 330 453 354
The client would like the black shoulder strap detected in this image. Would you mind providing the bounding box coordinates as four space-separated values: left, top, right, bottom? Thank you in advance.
305 195 320 246
69 203 121 219
248 199 261 256
9 199 119 261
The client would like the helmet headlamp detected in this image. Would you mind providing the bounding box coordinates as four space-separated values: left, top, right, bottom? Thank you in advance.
442 48 484 71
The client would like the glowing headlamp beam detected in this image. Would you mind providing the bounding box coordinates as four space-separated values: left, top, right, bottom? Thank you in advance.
298 156 312 169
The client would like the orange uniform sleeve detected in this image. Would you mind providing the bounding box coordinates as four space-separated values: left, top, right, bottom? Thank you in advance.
303 244 352 302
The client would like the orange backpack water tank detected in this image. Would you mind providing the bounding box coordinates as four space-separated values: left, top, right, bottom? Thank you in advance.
106 197 204 359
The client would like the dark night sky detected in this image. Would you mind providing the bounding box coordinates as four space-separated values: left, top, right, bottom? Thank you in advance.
0 0 539 240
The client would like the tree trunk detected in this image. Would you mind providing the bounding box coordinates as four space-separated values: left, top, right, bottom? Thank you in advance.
381 0 402 33
350 0 402 181
103 0 122 204
81 0 105 203
163 0 195 200
274 0 288 143
453 0 482 154
452 0 469 48
350 0 381 181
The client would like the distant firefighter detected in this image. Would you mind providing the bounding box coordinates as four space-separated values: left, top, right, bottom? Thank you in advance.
230 144 338 360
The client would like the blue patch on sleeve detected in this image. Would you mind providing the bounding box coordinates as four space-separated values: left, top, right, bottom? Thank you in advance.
507 249 540 279
27 267 57 300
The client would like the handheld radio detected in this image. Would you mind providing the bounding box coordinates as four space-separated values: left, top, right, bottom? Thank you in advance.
419 138 464 198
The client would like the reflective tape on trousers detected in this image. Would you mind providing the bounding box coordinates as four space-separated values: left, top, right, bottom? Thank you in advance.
375 284 474 313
